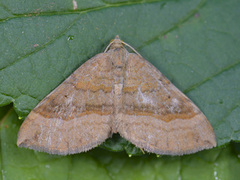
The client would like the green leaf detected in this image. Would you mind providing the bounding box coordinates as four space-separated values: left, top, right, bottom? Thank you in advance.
1 0 239 150
1 108 240 179
0 0 240 178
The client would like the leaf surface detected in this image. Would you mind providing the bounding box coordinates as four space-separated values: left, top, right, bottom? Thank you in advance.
0 0 240 178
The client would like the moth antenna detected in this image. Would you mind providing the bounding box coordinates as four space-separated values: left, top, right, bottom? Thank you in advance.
104 41 114 53
104 37 142 58
121 41 142 57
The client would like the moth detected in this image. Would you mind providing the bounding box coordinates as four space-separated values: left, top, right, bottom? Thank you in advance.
17 36 216 155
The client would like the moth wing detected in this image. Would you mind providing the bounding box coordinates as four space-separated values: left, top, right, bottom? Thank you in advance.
118 54 216 155
17 53 114 155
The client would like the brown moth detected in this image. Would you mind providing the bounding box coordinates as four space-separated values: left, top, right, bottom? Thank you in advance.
17 36 216 155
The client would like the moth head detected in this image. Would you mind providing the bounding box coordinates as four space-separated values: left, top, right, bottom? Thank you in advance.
109 35 125 49
104 35 142 57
